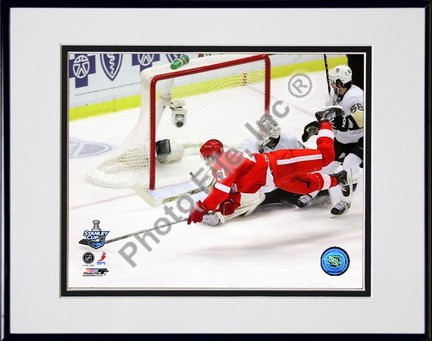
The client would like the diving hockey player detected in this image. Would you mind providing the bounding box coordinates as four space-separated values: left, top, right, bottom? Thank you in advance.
187 112 353 225
202 114 305 226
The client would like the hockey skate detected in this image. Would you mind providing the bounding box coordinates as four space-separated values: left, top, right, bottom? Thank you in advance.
331 201 351 215
296 190 331 208
330 170 353 216
332 170 352 197
296 194 314 208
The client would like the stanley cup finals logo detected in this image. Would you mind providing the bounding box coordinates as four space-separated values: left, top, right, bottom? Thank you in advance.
83 220 109 249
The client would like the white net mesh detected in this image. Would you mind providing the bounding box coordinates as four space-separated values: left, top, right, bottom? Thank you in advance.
87 54 270 188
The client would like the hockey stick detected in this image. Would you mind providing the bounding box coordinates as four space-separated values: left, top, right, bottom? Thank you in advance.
324 54 331 94
78 218 187 246
132 183 207 206
131 170 213 207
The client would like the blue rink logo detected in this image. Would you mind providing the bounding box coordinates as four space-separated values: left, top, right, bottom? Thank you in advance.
320 247 350 276
69 138 112 158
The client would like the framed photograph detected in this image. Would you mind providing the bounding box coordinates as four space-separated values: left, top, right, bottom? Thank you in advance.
1 1 430 338
62 46 371 296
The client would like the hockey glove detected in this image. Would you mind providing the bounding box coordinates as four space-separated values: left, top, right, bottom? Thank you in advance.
302 121 319 142
202 212 225 226
331 114 348 131
218 198 241 216
315 106 344 125
187 200 209 224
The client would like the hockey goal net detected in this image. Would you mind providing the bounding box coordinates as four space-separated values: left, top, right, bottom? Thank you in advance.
87 54 271 189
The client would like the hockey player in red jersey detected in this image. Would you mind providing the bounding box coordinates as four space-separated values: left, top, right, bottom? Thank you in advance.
201 114 307 226
187 109 352 224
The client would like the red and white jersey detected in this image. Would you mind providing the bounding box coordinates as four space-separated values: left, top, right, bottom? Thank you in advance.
203 150 271 211
202 122 336 210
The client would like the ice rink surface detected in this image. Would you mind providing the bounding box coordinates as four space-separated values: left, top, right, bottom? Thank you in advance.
67 71 366 293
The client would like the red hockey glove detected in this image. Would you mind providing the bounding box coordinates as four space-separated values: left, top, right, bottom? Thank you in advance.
187 201 209 224
218 198 241 216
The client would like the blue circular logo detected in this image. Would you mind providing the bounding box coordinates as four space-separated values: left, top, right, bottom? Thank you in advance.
320 247 350 276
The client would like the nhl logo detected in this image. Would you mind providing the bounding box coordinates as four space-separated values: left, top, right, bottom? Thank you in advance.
83 220 110 249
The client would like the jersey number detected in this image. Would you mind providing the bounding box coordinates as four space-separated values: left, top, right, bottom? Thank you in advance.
350 103 364 113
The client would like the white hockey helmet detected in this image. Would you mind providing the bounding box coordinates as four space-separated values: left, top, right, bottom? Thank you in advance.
257 114 281 146
329 65 352 87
